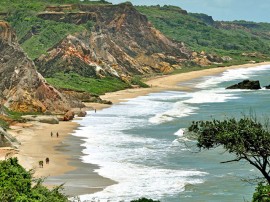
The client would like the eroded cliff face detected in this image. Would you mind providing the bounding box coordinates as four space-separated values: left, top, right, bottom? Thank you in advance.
0 21 74 113
36 3 191 79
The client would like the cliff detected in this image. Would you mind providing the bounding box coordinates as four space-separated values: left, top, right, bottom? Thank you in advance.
35 3 191 79
0 21 75 113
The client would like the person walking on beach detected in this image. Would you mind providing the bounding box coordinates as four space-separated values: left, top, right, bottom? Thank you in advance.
51 132 53 137
56 132 59 138
39 160 43 168
45 157 49 164
94 109 96 113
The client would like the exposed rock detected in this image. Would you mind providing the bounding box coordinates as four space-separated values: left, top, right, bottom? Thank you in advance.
45 4 77 12
193 57 211 66
264 84 270 89
37 12 98 25
35 3 191 79
21 115 59 124
0 21 78 113
221 56 232 62
70 108 87 117
226 80 261 90
190 13 215 25
77 110 87 117
206 54 223 63
215 22 248 31
60 89 104 103
0 127 20 148
63 110 75 121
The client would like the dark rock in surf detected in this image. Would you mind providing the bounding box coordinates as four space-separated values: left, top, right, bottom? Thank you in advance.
226 80 261 90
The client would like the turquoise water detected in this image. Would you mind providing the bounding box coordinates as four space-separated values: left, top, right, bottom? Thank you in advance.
73 65 270 201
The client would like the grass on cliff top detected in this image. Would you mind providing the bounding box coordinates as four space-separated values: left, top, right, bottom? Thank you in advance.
1 0 111 12
46 73 131 95
4 0 103 60
22 20 86 59
136 5 270 56
7 10 86 60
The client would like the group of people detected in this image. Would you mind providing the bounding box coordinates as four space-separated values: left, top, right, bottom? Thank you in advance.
39 131 59 168
50 132 59 138
39 157 49 168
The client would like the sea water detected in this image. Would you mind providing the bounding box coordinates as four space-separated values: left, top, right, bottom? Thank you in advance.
73 65 270 202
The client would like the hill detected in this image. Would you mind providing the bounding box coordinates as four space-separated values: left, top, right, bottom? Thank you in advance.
0 21 75 114
1 0 194 95
137 5 270 64
1 1 270 96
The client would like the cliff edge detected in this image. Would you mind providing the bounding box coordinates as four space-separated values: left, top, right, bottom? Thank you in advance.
0 21 74 113
36 3 191 80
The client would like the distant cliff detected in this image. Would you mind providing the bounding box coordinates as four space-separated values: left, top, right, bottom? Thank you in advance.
35 3 191 80
0 21 76 113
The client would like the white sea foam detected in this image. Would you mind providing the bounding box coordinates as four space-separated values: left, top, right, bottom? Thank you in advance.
79 164 207 201
174 128 185 137
196 65 270 89
148 88 240 124
72 65 270 201
184 89 239 104
71 94 208 201
149 102 198 124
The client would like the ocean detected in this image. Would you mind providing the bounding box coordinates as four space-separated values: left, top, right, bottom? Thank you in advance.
73 65 270 202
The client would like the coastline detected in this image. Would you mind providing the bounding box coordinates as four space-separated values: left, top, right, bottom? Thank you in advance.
1 61 270 196
101 61 270 103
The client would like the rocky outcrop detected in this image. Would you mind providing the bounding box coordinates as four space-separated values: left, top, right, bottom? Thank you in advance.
61 89 112 104
226 80 261 90
0 127 20 148
192 51 227 66
21 115 59 124
63 110 75 121
35 3 191 79
0 21 78 113
37 12 98 25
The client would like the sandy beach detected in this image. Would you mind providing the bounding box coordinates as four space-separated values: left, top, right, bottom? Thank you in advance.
8 121 79 177
101 62 270 104
1 61 270 195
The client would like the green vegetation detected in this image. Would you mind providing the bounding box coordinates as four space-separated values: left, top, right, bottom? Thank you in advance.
0 119 9 130
130 76 149 88
21 20 84 60
0 157 160 202
46 73 131 95
6 8 86 60
253 182 270 202
188 116 270 201
0 157 68 201
1 0 110 13
136 5 270 57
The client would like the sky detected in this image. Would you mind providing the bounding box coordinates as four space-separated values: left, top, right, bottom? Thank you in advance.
108 0 270 23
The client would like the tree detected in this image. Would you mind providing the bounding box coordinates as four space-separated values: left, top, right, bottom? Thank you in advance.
188 116 270 184
188 116 270 201
0 157 68 202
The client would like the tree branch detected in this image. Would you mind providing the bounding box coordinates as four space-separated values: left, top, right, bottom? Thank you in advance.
221 158 243 163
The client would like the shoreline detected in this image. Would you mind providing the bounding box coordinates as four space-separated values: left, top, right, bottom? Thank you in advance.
101 61 270 103
1 61 270 196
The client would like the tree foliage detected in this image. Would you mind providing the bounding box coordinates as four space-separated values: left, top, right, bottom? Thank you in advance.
188 116 270 183
188 116 270 201
0 158 68 202
253 182 270 202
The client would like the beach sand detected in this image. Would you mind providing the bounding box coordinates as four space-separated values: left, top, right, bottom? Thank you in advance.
9 121 79 177
1 61 270 196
